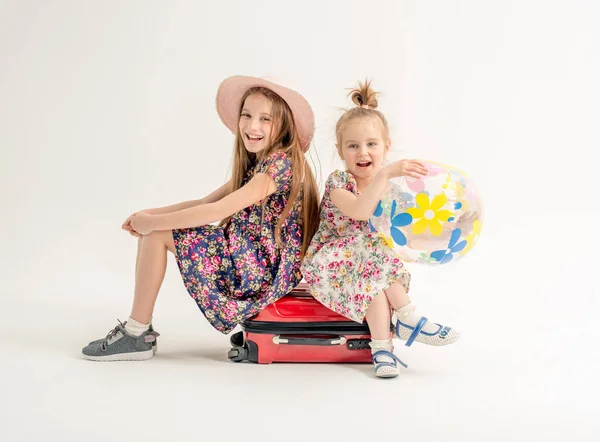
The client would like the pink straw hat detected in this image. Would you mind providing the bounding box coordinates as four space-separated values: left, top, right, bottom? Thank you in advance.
216 75 315 152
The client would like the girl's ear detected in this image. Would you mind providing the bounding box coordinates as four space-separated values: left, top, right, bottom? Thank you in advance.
384 139 391 154
336 143 344 161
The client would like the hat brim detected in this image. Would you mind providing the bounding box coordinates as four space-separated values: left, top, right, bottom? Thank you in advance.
216 76 315 152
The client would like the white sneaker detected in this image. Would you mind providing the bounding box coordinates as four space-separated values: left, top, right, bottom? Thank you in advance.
371 350 408 378
395 316 460 347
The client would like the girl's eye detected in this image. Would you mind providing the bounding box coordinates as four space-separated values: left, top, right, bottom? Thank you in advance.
348 144 357 149
261 117 271 122
241 113 250 118
368 142 377 147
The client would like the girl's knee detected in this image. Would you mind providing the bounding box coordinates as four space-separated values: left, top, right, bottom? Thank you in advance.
148 230 176 253
142 231 162 243
142 231 174 252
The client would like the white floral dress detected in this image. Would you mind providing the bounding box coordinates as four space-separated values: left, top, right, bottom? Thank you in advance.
301 170 411 323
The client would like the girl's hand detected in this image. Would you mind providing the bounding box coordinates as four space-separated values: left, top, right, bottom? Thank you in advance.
130 212 156 236
122 212 143 237
126 227 141 238
385 159 428 179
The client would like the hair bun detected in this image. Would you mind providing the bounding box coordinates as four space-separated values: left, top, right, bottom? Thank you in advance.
348 79 379 109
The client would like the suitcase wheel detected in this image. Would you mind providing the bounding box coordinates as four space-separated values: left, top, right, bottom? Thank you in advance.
227 345 249 363
229 331 244 348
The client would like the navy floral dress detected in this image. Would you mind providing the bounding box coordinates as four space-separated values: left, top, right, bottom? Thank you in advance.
173 151 303 334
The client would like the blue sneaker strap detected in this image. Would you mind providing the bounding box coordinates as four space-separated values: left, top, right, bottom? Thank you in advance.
405 317 428 347
372 350 408 369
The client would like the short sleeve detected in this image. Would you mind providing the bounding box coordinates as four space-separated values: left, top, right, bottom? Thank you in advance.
255 151 292 193
325 170 356 195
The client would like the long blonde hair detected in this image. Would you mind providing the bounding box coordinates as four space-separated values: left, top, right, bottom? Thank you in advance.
220 87 320 259
336 79 391 145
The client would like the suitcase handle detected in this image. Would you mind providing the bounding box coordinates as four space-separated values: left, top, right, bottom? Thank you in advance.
272 335 347 346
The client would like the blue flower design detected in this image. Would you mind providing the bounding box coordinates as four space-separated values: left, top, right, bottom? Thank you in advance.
373 200 383 217
430 228 467 264
369 201 384 232
389 200 413 246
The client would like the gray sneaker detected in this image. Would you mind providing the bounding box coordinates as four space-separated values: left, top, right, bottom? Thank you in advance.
82 320 159 361
88 323 159 355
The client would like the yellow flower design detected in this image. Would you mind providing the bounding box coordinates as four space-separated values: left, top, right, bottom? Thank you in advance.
406 193 454 236
379 233 394 249
460 219 482 255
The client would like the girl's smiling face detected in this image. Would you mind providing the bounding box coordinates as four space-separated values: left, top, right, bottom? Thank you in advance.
238 93 273 156
338 117 390 180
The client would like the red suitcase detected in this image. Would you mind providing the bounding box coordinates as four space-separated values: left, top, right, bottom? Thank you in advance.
227 283 389 364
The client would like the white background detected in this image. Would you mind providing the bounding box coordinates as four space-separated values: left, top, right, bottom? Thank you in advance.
1 1 598 441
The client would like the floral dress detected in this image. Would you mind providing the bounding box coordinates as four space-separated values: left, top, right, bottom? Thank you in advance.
301 170 411 323
173 151 303 334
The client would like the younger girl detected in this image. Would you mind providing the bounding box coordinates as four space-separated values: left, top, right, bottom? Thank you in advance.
83 76 320 361
301 81 459 378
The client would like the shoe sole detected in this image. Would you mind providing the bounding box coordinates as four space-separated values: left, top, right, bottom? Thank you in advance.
82 349 154 362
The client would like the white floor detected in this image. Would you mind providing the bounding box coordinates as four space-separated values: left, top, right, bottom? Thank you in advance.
1 217 599 442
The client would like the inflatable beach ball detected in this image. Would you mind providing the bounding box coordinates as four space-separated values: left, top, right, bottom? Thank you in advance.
369 161 483 266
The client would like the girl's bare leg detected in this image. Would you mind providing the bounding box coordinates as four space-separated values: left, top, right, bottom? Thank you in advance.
129 230 176 324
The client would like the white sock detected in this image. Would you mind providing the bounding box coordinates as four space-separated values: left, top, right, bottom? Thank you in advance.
394 303 439 334
125 317 150 336
370 339 394 364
